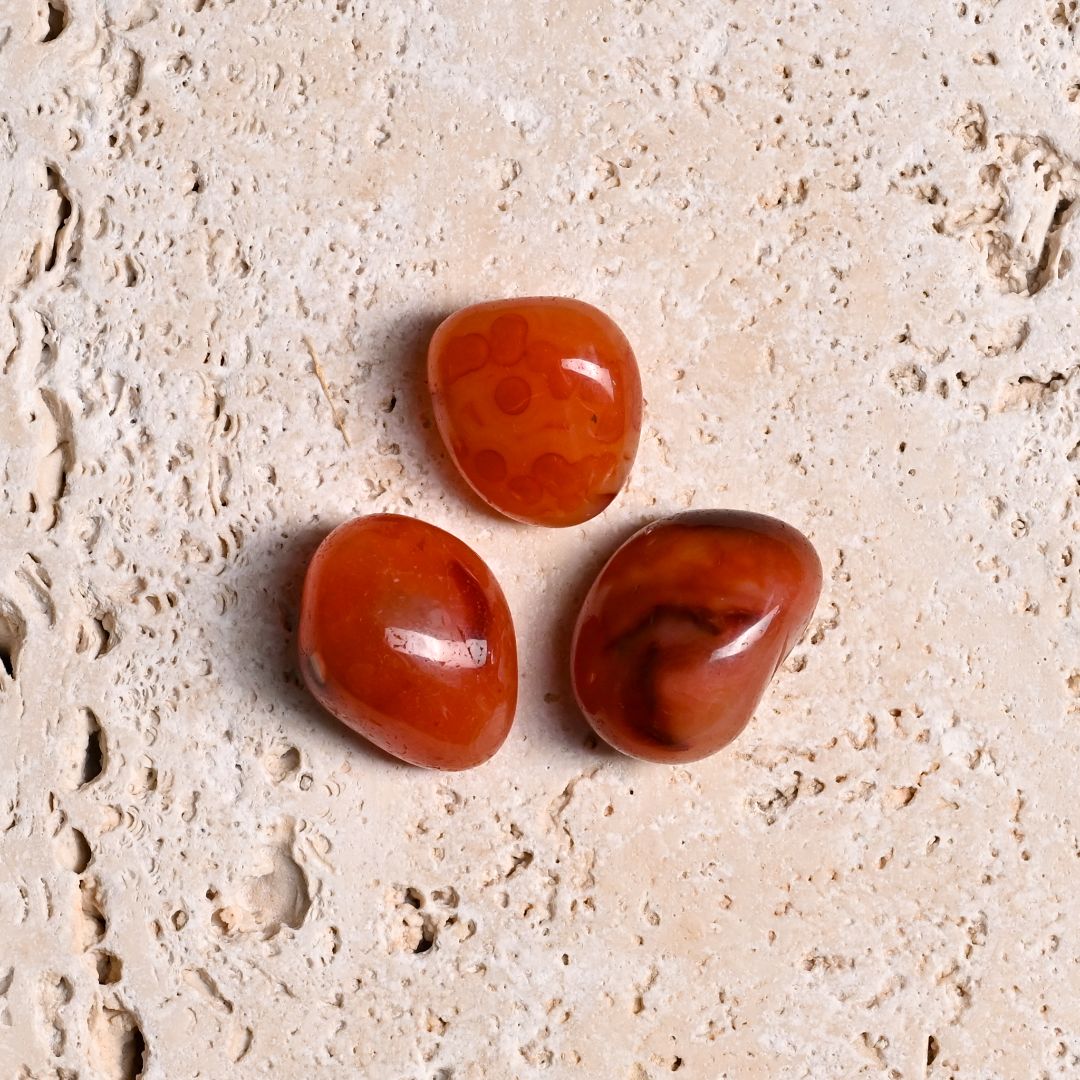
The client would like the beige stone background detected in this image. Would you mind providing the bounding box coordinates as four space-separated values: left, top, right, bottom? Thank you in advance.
1 0 1079 1077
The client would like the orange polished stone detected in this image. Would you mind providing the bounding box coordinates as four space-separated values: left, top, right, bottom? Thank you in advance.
298 514 517 770
571 511 822 763
428 297 643 527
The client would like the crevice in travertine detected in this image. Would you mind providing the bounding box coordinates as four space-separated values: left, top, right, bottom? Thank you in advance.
88 1001 146 1080
41 0 68 44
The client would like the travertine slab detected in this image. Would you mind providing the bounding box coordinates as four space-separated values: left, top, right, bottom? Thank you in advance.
1 1 1078 1076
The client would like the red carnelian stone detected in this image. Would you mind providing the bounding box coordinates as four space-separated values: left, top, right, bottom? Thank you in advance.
572 511 822 763
298 515 517 770
428 298 643 527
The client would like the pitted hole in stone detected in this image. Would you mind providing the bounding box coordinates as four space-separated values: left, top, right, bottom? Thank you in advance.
118 47 143 98
43 165 72 272
211 908 237 935
243 841 312 937
1029 195 1076 293
78 610 117 659
42 0 68 42
56 825 92 873
88 1002 146 1080
80 711 105 787
395 887 438 955
41 972 73 1056
0 600 26 683
132 760 157 795
263 745 300 783
927 1035 940 1065
78 877 107 948
94 950 123 985
505 850 533 879
129 1025 147 1078
36 388 75 529
414 919 436 954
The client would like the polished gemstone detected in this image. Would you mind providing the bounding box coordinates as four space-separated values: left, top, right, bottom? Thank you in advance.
571 510 822 763
428 297 643 527
298 514 517 770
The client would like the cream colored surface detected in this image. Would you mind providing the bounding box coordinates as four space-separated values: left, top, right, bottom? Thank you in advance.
1 1 1078 1077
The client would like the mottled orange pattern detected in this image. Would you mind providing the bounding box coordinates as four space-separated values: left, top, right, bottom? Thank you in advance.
428 298 642 527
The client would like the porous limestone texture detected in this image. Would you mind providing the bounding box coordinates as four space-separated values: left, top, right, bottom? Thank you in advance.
1 1 1078 1077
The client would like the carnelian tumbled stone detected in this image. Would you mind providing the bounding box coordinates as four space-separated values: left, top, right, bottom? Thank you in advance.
571 511 822 763
428 298 643 527
298 515 517 770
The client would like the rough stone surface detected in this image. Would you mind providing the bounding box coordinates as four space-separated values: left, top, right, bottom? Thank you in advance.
1 1 1078 1077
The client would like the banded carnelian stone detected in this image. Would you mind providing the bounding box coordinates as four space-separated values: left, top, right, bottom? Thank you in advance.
428 297 643 527
298 515 517 770
571 511 822 763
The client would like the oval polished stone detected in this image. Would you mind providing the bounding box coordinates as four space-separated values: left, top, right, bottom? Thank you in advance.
298 514 517 770
571 511 822 763
428 297 643 527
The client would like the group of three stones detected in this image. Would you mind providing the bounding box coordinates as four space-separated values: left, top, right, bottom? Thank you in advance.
299 297 822 770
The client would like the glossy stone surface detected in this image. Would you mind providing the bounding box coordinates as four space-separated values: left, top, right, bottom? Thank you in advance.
298 514 517 770
428 297 643 527
572 511 822 763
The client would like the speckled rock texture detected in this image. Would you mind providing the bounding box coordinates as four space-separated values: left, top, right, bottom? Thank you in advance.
1 1 1078 1077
